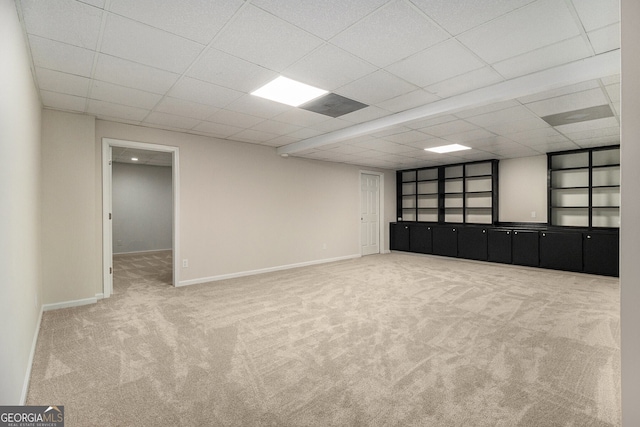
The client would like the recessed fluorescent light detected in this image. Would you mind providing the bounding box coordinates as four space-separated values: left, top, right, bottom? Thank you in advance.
131 157 138 161
251 76 328 107
425 144 471 154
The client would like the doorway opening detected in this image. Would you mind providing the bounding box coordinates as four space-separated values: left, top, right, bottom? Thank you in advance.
102 138 180 298
360 171 384 256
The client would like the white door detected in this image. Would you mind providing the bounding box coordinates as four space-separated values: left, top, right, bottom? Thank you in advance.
361 173 380 256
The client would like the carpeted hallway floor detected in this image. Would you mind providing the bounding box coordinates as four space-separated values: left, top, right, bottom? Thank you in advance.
27 252 620 426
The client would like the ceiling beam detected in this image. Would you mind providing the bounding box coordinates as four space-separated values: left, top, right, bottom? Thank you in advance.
277 49 621 156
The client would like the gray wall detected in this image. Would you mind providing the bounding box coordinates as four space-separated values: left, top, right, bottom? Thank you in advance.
112 162 173 254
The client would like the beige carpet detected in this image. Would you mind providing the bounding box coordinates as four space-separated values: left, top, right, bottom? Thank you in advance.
27 251 620 426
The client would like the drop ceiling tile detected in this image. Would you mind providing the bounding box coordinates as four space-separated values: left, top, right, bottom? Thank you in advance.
100 14 204 74
309 118 353 132
79 0 105 7
336 70 418 105
90 81 162 109
250 120 303 135
371 126 413 138
386 39 485 87
506 127 564 142
93 54 180 94
486 146 541 158
455 100 521 119
29 36 95 77
383 130 431 145
187 48 278 93
422 119 478 137
284 44 376 91
425 66 504 98
493 37 592 80
35 68 90 97
21 0 103 49
339 106 391 124
272 108 330 127
483 117 550 135
554 116 619 134
525 88 609 116
443 128 496 143
411 0 536 35
351 139 415 154
287 128 325 140
224 95 292 119
87 99 149 121
465 106 537 128
169 78 243 108
517 80 600 104
330 0 448 68
376 90 440 113
588 23 620 54
109 0 243 44
154 98 219 121
518 134 570 146
192 121 243 138
143 112 200 130
252 0 387 40
572 0 619 32
458 0 580 64
562 126 620 141
213 5 323 71
40 90 86 112
208 109 265 129
465 136 515 149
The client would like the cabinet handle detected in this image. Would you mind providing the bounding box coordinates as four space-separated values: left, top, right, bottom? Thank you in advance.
452 228 456 232
506 231 510 235
542 233 546 237
405 226 408 229
587 235 592 239
514 231 518 235
482 230 486 233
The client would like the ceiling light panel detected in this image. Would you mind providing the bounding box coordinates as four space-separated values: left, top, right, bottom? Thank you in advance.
425 144 471 154
251 76 328 107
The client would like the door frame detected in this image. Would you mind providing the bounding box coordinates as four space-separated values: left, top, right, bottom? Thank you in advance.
359 170 385 255
102 137 180 297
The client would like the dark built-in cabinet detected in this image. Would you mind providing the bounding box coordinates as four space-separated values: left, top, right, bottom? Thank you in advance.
392 148 619 277
390 222 618 277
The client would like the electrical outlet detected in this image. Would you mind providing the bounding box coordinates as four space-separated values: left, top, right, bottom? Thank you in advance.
182 259 188 268
531 211 536 218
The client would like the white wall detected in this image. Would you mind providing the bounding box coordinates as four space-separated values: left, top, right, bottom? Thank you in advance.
96 121 395 285
41 110 98 305
0 0 42 405
498 155 548 223
112 163 173 254
620 0 639 424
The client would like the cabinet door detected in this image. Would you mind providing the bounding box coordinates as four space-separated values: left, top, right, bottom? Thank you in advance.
433 226 458 257
410 224 432 254
539 231 582 272
390 223 410 251
512 230 539 267
583 232 619 277
488 229 512 264
458 227 488 260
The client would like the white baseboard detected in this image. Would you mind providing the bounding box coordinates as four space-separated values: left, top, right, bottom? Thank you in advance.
177 254 361 287
20 305 43 405
42 296 97 312
95 293 104 300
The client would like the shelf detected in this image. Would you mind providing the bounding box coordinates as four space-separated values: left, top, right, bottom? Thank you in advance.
548 146 620 228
